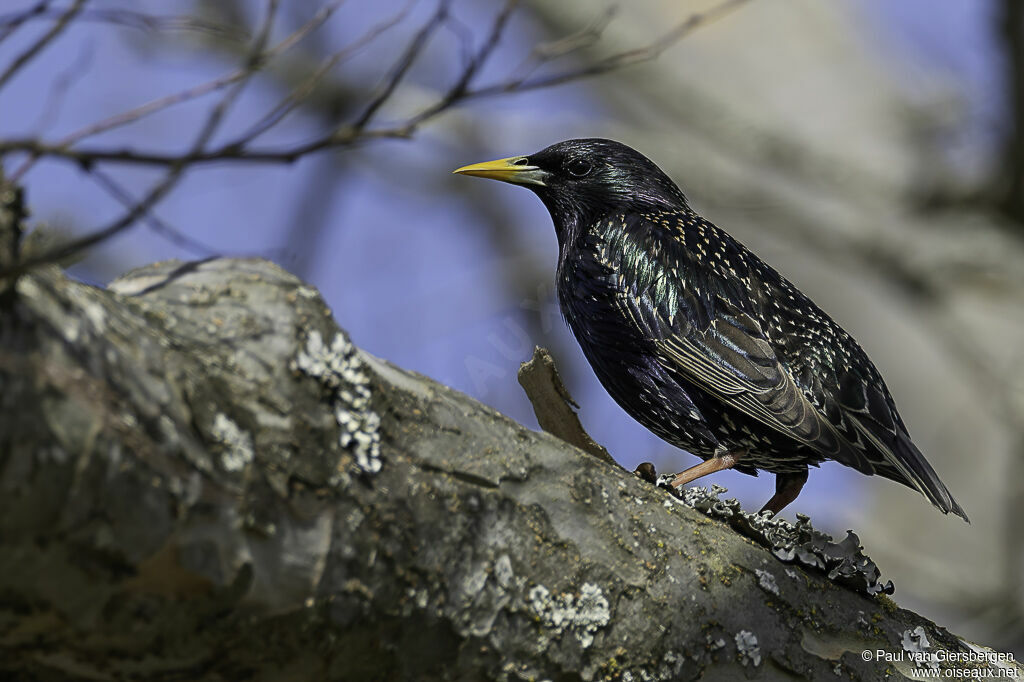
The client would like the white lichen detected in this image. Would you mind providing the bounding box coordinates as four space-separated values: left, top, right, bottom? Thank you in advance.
211 413 254 472
82 301 107 331
292 330 381 474
902 626 938 671
463 562 489 598
527 582 610 649
494 554 514 589
755 568 780 596
735 630 761 667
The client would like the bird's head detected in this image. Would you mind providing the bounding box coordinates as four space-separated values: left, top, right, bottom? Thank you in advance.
454 138 687 238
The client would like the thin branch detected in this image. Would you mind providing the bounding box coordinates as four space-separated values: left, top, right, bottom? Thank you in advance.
0 0 54 44
0 6 247 40
0 0 755 280
461 0 749 99
0 0 748 171
507 6 617 85
0 128 404 168
9 0 346 176
441 10 475 75
228 0 411 147
0 0 87 91
90 168 221 257
350 0 450 131
406 0 519 127
32 40 94 135
0 0 280 279
190 0 279 147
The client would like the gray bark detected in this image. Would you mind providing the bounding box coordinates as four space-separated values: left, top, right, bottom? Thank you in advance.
0 234 1018 679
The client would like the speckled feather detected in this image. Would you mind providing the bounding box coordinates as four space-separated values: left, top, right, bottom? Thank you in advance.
459 138 966 520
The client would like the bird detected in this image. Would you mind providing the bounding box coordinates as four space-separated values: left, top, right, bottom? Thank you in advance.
453 138 967 521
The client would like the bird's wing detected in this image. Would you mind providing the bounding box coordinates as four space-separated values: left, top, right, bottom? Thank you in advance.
604 211 860 462
654 304 860 462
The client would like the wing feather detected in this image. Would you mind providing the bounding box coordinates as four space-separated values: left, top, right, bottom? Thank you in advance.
657 311 855 461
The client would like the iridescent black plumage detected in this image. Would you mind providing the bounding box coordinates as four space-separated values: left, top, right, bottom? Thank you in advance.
455 138 967 521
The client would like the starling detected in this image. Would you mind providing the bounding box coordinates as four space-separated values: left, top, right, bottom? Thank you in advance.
454 139 967 521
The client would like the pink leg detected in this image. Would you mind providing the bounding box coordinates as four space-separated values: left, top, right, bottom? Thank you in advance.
670 451 743 489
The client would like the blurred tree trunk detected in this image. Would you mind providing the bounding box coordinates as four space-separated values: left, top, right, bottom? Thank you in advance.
994 0 1024 651
998 0 1024 226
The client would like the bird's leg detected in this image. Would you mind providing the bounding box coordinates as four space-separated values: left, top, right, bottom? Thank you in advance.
760 470 809 516
669 451 743 489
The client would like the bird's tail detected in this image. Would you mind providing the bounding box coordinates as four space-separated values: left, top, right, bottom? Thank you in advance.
882 433 969 522
848 411 968 521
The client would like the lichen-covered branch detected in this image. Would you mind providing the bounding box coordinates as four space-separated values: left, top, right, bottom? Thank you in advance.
0 243 1018 679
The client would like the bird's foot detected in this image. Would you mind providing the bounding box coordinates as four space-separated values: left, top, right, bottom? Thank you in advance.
633 462 657 484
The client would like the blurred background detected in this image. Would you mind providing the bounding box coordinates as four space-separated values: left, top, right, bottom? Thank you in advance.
2 0 1023 657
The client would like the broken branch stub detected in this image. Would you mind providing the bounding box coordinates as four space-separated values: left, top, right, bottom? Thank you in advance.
517 346 618 467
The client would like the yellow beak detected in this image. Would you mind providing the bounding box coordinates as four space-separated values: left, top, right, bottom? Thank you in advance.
452 156 548 186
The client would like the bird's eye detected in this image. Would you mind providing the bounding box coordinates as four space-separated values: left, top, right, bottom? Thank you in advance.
566 158 592 177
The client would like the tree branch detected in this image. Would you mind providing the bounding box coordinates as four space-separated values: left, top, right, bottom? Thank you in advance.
0 245 1018 680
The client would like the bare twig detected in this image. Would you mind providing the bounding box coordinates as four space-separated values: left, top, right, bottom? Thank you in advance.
351 0 450 131
0 0 751 278
229 0 410 147
0 0 747 172
33 41 94 136
0 0 280 279
0 6 246 40
0 128 404 168
0 0 86 91
503 4 614 89
90 169 220 257
407 0 519 126
506 6 617 87
462 0 749 99
7 0 347 182
441 9 475 75
0 1 54 45
530 6 618 62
